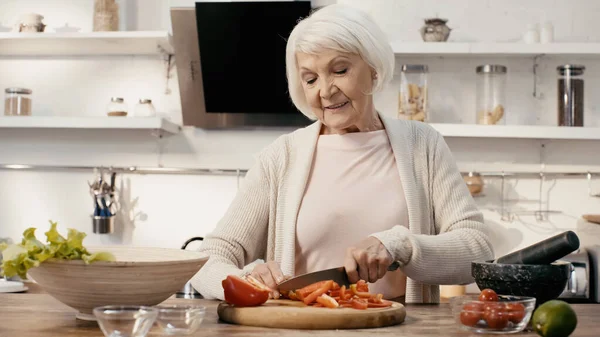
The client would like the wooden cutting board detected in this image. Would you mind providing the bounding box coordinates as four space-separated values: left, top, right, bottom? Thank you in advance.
217 299 406 330
583 214 600 224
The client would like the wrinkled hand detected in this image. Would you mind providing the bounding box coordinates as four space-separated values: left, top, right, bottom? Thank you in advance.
249 261 290 298
344 236 393 284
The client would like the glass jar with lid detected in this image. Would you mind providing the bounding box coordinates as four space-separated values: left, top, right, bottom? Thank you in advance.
106 97 127 116
134 99 157 117
557 64 585 127
4 88 32 116
398 64 428 122
476 65 507 125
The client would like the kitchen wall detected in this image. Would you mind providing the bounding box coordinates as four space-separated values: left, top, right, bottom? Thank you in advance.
1 0 600 271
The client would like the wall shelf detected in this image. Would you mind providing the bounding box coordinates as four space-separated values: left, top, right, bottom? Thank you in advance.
0 116 181 134
391 42 600 57
430 123 600 140
0 31 173 56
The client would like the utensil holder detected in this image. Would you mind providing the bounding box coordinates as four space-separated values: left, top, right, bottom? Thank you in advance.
93 215 115 234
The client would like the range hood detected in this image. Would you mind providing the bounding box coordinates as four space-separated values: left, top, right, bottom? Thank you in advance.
170 3 313 129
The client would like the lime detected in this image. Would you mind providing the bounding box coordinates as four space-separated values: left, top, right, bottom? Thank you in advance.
532 300 577 337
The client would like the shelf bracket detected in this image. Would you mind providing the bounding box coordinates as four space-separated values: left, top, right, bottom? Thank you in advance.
151 130 166 168
532 54 544 99
158 45 175 95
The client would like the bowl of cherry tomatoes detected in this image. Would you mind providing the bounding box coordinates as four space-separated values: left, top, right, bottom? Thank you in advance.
450 288 536 334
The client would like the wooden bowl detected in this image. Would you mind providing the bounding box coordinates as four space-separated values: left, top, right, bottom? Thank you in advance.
27 246 208 320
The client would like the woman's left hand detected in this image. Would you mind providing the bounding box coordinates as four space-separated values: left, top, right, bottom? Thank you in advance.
344 236 393 284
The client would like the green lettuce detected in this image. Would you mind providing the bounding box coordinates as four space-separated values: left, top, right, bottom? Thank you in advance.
0 221 115 279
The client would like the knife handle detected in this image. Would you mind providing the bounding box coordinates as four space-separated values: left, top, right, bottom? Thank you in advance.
388 261 400 271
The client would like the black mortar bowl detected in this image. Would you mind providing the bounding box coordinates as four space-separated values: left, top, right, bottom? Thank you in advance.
472 260 571 306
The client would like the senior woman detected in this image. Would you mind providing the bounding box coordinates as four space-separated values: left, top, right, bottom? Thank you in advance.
192 4 494 304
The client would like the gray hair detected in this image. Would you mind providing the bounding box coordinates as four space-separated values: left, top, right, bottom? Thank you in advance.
285 4 395 120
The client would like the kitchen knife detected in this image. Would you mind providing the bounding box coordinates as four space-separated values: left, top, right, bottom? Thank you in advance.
278 261 400 293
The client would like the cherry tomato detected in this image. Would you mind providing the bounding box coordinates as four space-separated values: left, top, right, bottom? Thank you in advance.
483 301 506 316
222 275 270 307
479 288 499 302
505 302 526 323
483 305 509 329
460 301 484 327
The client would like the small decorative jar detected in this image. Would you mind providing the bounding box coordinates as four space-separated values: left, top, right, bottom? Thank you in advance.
107 97 127 117
420 18 452 42
4 88 32 116
134 99 157 117
15 13 46 33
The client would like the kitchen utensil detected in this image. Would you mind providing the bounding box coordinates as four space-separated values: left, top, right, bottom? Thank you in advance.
493 230 580 265
471 260 570 306
558 246 598 303
26 246 208 321
94 305 158 337
582 214 600 224
278 261 400 293
92 215 114 234
450 294 536 333
155 305 205 335
176 237 204 299
217 299 405 330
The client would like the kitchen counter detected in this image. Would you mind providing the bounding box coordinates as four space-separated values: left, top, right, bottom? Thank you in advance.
1 283 598 337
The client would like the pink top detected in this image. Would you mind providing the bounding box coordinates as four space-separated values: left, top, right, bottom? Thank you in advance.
295 129 409 299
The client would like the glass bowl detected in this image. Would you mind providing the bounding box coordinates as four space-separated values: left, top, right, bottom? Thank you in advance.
93 305 158 337
155 305 206 335
450 294 536 334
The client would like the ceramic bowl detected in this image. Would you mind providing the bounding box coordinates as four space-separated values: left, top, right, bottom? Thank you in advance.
27 246 208 320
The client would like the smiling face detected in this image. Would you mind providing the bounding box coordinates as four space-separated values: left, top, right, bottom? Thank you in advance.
296 49 380 134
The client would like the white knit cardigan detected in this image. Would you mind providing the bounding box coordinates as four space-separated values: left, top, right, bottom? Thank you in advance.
192 114 495 303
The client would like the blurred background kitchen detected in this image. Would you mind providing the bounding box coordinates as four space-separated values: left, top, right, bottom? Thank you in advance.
1 0 600 295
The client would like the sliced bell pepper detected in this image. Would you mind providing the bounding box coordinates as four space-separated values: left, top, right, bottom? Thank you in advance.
350 284 373 298
356 280 369 292
316 293 340 308
295 280 331 298
367 299 393 308
351 298 369 310
302 280 334 305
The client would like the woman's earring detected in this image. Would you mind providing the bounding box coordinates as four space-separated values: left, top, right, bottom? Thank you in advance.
373 73 378 80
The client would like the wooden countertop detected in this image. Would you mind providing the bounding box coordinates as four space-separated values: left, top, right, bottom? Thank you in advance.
0 283 598 337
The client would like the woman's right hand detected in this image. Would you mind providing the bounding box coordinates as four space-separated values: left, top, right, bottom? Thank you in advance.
249 261 288 298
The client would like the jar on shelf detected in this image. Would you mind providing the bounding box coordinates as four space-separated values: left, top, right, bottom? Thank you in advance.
134 99 157 117
476 65 507 125
93 0 119 32
107 97 127 116
557 64 585 127
4 88 32 116
398 65 428 122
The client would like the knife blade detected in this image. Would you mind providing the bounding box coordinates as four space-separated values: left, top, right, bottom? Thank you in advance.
277 261 400 293
278 266 350 293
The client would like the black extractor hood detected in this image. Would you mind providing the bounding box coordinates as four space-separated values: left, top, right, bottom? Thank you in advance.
170 1 314 129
